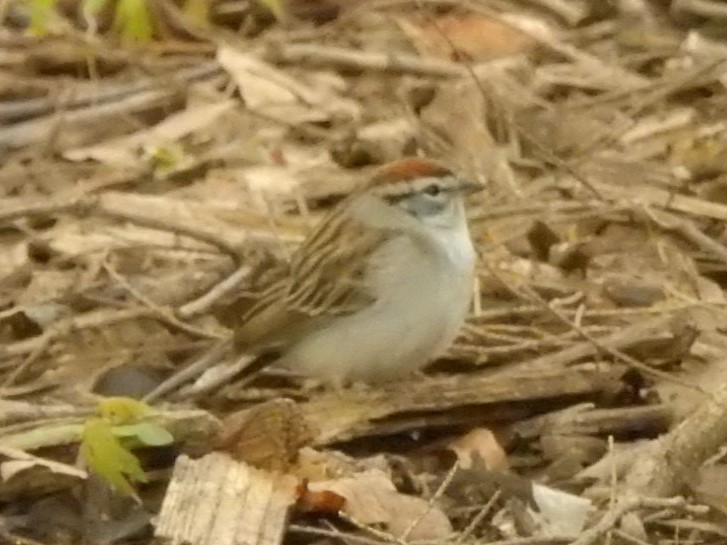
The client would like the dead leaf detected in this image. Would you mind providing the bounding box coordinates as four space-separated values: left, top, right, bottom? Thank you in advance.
0 446 87 500
419 76 503 182
296 480 346 514
602 276 665 307
64 100 236 166
216 398 317 471
218 46 298 108
308 470 452 541
448 428 509 470
530 483 592 536
397 14 536 61
217 46 358 124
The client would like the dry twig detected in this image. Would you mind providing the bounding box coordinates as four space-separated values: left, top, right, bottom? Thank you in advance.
571 496 690 545
0 193 242 258
267 43 466 77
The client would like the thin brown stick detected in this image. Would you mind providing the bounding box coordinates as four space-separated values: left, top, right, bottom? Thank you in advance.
516 283 708 395
484 538 572 545
645 207 727 267
339 513 407 545
177 265 252 318
571 497 689 545
0 62 220 124
0 193 241 259
267 43 466 78
0 308 157 360
399 461 459 541
142 339 232 403
2 333 54 387
102 261 221 340
455 489 501 545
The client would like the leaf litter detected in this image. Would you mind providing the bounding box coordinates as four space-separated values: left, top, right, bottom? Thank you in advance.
3 1 727 544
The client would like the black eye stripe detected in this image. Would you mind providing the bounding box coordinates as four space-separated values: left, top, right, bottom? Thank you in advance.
424 184 441 196
382 192 409 204
382 187 448 204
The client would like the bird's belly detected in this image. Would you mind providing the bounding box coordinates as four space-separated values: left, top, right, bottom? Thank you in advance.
280 254 473 382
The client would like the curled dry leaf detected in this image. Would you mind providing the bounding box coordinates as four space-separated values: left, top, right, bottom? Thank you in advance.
307 469 452 541
0 446 87 500
448 428 509 471
215 398 317 471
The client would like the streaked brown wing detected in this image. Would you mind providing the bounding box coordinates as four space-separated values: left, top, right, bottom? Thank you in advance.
235 208 393 350
285 211 392 315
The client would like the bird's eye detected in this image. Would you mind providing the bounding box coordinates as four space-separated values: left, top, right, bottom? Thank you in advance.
423 183 441 197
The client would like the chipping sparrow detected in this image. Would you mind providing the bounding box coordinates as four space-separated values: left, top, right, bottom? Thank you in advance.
235 157 479 383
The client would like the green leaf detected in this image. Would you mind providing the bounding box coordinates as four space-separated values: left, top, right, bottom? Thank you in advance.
114 422 175 446
254 0 286 21
28 0 58 36
146 143 186 172
113 0 153 44
98 396 153 425
81 418 148 498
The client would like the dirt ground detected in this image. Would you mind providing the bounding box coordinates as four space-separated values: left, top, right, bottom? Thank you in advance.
3 1 727 544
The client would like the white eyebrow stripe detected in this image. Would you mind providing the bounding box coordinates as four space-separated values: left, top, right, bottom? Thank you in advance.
373 175 460 201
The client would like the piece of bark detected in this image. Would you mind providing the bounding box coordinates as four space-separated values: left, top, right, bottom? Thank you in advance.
155 453 298 545
301 365 624 444
512 404 673 440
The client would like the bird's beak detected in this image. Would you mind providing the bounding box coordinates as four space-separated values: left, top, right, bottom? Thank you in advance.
457 179 484 194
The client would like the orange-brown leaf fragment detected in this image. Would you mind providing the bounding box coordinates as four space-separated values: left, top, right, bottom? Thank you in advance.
397 14 536 62
307 470 452 540
296 480 346 514
448 428 509 470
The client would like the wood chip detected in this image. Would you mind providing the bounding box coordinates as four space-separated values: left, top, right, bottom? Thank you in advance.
155 453 298 545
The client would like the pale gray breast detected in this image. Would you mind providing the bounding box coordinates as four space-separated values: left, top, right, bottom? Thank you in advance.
367 229 474 318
